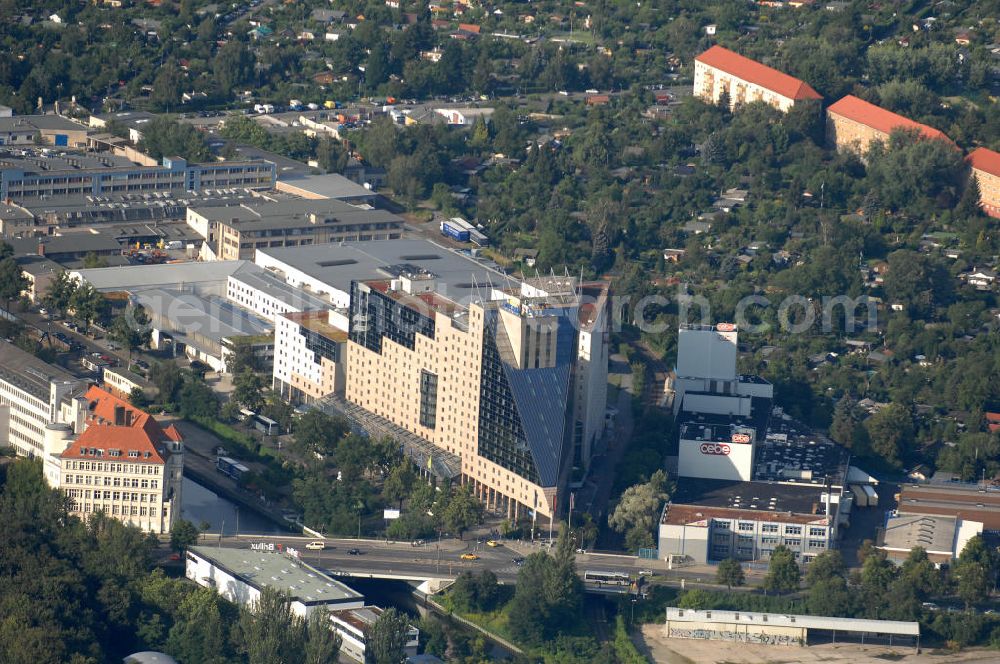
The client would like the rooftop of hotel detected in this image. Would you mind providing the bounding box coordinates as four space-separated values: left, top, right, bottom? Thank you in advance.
230 263 331 311
283 310 348 342
189 546 363 605
677 398 771 443
258 239 508 305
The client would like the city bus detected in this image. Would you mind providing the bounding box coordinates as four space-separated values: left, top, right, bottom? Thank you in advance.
583 570 631 586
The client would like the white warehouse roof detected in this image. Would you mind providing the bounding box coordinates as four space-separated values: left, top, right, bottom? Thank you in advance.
665 608 919 636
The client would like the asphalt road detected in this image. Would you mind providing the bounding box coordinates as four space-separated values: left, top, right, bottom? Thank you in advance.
205 534 728 593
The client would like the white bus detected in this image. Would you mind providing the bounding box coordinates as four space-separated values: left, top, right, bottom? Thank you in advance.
584 570 631 586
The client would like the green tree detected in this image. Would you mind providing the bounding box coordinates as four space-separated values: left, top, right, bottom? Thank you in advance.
954 535 995 608
68 283 109 331
42 270 77 315
138 117 211 162
0 256 28 307
169 519 199 551
608 469 670 551
150 361 183 404
366 607 409 664
764 545 801 595
233 369 266 413
440 485 483 539
81 252 109 269
304 607 341 664
108 307 152 361
383 463 415 507
213 40 254 94
128 387 149 409
177 377 219 419
165 587 229 664
237 587 306 664
864 404 913 468
716 558 745 590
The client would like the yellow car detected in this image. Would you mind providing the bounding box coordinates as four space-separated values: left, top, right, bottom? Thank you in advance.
486 540 500 548
460 553 479 561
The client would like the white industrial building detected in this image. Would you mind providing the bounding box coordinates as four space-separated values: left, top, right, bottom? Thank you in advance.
659 324 857 565
330 606 420 662
185 545 418 662
0 341 84 484
664 607 919 648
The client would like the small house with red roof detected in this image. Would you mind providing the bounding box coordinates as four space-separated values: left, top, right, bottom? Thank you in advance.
826 94 955 156
968 147 1000 218
693 45 822 112
58 386 184 534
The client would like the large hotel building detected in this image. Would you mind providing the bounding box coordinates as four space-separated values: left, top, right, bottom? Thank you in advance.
693 45 822 112
257 241 609 522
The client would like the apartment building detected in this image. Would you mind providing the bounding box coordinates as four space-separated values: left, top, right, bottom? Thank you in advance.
0 149 275 201
58 386 183 534
826 95 954 155
693 45 822 112
186 198 403 261
968 147 1000 218
0 341 84 484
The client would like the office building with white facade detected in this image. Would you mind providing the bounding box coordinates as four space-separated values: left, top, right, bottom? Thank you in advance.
0 341 84 483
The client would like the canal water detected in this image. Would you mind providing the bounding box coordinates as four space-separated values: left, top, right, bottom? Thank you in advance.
180 477 283 535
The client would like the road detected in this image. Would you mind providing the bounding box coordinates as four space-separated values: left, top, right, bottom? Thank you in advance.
202 533 732 594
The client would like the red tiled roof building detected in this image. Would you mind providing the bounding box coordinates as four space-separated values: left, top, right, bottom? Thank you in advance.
693 45 822 112
968 148 1000 218
826 94 955 155
59 387 184 534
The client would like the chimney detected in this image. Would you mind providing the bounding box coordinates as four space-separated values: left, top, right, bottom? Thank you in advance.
114 405 125 426
37 240 45 256
124 410 133 427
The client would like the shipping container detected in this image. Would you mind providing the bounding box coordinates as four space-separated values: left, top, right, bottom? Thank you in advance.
440 220 470 242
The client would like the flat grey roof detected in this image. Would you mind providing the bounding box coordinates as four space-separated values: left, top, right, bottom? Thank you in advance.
16 254 63 277
0 341 79 400
191 197 402 231
881 513 958 554
94 110 158 130
135 289 272 344
72 260 248 295
190 546 362 604
0 115 87 133
671 478 831 517
665 608 919 636
280 172 378 200
258 239 507 306
0 149 136 174
231 263 331 310
11 232 122 256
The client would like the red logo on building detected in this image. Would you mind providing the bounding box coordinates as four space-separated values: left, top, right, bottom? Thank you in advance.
716 323 736 332
700 443 731 455
731 433 751 444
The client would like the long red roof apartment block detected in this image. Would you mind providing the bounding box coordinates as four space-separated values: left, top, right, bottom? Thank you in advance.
693 45 822 112
826 94 955 154
968 147 1000 218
